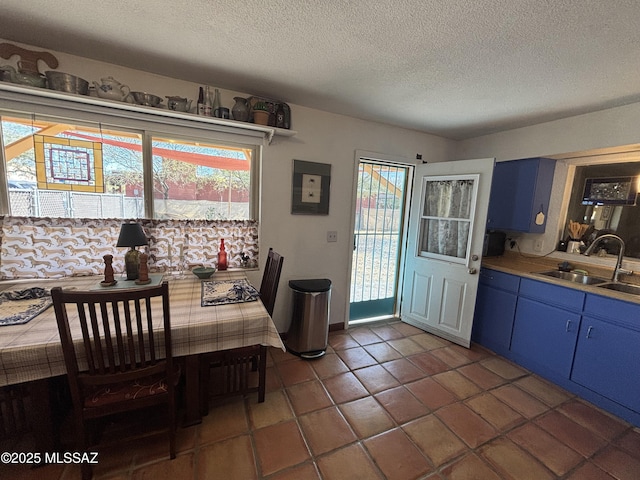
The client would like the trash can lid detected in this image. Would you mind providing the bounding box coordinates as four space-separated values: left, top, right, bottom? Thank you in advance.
289 278 331 293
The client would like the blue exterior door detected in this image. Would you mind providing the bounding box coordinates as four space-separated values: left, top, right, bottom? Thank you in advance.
350 160 409 321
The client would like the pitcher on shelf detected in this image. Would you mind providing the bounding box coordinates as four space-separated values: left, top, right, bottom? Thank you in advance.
232 97 251 122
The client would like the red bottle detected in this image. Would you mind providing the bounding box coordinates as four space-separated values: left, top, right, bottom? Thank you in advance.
217 238 228 270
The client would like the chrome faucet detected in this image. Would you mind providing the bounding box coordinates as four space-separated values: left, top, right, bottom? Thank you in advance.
583 234 632 282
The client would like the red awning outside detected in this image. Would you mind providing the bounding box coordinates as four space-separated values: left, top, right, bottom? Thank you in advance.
69 132 250 171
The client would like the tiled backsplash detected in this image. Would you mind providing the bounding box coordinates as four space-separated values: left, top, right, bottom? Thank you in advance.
0 216 259 279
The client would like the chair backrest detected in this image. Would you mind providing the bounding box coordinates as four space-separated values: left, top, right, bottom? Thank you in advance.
259 248 284 317
51 282 172 405
0 384 30 440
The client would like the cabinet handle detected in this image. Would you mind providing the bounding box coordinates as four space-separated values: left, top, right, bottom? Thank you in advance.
586 326 593 339
565 320 571 332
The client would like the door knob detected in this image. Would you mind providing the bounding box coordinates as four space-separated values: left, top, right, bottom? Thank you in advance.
468 267 477 274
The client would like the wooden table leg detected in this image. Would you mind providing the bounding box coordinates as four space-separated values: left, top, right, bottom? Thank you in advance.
258 345 267 403
27 378 57 452
182 355 202 426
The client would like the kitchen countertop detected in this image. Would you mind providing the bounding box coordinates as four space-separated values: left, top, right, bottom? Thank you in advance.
481 251 640 305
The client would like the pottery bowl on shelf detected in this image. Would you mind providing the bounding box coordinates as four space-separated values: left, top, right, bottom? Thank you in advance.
192 267 216 279
45 71 89 95
130 91 163 107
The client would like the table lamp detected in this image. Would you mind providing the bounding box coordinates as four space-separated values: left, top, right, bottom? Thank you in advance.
116 222 148 280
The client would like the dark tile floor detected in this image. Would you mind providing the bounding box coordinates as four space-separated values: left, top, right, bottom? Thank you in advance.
3 320 640 479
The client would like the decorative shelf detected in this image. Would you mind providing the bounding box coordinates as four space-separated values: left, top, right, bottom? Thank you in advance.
0 83 296 144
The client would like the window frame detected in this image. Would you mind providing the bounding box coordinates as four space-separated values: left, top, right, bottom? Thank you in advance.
562 153 640 259
143 129 258 219
0 98 262 220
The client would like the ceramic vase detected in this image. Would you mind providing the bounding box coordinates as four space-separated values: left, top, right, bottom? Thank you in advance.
232 97 250 122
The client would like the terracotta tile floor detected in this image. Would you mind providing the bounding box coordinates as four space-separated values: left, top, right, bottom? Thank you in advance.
4 320 640 479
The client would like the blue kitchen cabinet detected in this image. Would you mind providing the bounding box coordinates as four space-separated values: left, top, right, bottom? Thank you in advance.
571 294 640 414
486 157 556 233
472 268 520 356
510 278 584 381
473 270 640 425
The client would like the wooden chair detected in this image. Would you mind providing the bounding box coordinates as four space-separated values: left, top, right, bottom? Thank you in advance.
0 383 30 441
51 282 178 480
199 248 284 414
259 248 285 316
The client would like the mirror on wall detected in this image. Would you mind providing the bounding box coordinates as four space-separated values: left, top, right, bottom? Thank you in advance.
565 162 640 259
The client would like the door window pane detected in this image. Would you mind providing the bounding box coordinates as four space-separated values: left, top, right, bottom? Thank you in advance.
423 179 473 218
419 178 475 259
420 218 470 258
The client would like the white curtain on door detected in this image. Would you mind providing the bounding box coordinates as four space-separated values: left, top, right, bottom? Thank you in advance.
422 180 473 258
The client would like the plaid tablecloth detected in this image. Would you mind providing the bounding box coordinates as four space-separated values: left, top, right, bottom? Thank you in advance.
0 272 285 387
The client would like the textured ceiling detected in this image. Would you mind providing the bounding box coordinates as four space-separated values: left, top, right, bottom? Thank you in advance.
1 0 640 139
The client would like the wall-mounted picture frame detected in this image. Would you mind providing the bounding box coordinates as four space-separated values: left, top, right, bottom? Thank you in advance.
291 160 331 215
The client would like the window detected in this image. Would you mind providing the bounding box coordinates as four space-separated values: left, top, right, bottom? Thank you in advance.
151 135 253 220
565 160 640 259
1 114 258 220
2 115 144 218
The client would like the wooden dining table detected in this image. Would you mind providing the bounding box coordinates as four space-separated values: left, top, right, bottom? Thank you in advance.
0 270 286 445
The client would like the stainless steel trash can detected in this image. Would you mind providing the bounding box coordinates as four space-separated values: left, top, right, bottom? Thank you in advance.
285 279 331 359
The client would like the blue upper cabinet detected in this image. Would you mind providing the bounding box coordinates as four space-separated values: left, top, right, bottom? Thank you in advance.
486 157 556 233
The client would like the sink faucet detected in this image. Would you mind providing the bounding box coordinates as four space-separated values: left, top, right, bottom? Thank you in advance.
583 234 632 282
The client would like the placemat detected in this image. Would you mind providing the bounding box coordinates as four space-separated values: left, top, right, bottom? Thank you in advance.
0 287 52 326
201 279 260 307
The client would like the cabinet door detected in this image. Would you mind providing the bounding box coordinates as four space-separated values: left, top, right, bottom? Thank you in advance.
472 283 517 356
511 297 580 378
486 157 555 233
572 317 640 413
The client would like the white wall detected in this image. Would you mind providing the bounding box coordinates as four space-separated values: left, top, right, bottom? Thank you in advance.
259 108 453 330
455 103 640 162
0 40 455 331
455 103 640 261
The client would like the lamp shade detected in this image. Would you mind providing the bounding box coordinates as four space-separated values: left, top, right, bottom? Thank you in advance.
116 223 148 248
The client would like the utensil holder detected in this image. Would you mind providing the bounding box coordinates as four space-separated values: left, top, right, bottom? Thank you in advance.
567 240 583 254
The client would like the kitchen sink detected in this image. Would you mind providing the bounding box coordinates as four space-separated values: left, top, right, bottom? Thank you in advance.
534 270 609 285
596 282 640 296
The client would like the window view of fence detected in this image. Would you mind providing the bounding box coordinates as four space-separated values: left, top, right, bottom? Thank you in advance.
8 188 143 218
350 161 408 321
1 116 255 220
